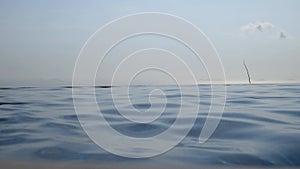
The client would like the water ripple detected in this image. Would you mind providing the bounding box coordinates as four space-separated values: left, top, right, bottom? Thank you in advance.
0 84 299 167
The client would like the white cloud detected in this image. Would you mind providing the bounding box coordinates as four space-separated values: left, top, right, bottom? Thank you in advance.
240 21 290 39
240 22 275 32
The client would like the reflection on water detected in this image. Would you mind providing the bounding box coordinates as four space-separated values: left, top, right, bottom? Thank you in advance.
0 84 299 167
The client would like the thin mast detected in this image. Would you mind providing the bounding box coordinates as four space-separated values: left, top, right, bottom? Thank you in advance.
243 60 252 84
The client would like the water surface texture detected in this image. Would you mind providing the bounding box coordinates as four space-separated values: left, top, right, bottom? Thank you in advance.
0 84 299 167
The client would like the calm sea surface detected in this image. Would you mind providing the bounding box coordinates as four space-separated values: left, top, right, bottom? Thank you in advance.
0 83 299 167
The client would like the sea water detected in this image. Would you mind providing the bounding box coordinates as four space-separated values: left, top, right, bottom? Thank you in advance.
0 83 299 168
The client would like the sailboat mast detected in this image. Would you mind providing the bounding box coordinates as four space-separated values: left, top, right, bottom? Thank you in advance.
243 60 252 84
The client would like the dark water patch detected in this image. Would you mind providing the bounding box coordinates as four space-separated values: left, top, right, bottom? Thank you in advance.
186 117 206 138
275 86 300 91
226 99 261 105
0 102 28 106
270 110 300 117
224 112 288 125
0 117 10 122
164 88 180 92
246 96 296 100
16 116 43 123
35 147 78 160
132 103 151 109
131 103 180 109
63 86 81 88
199 101 212 106
113 123 166 138
42 122 79 130
95 85 112 88
46 87 66 91
14 87 36 90
0 87 13 90
0 128 36 133
166 103 181 107
0 137 27 146
279 147 300 165
59 115 78 121
58 97 73 102
63 85 113 89
0 136 45 146
211 119 260 139
0 115 43 124
166 94 197 99
166 94 181 98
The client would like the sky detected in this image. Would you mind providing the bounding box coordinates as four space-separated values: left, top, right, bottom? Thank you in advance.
0 0 300 86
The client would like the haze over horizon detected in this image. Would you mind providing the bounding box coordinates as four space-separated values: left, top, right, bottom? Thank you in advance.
1 0 299 86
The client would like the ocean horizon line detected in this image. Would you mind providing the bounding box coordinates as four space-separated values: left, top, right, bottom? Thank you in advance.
0 81 299 89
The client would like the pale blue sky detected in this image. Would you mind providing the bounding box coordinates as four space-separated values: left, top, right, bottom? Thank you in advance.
0 0 299 86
